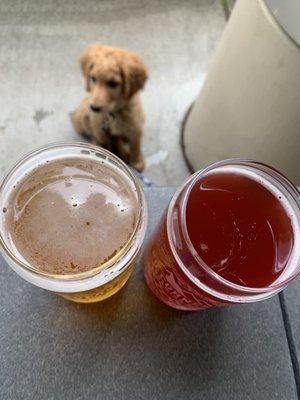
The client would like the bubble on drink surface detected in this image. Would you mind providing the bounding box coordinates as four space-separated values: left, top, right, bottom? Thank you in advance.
2 207 7 213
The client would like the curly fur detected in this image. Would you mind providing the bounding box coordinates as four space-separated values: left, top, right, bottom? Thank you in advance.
72 44 148 171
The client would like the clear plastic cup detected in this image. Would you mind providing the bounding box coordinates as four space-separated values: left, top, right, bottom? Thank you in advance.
0 142 147 303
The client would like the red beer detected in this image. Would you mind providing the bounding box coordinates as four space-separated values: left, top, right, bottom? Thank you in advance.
144 160 300 311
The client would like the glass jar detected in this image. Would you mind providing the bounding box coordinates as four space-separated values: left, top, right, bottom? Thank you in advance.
143 159 300 311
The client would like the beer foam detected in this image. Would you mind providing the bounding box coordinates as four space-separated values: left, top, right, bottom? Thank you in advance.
3 157 139 275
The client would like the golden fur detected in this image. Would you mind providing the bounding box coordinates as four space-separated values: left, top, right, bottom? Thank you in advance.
72 44 148 171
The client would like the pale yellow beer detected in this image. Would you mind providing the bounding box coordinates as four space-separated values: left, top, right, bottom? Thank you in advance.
0 143 147 303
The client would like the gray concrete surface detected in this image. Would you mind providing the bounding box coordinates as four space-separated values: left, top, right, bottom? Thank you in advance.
226 0 236 12
0 0 225 186
282 280 300 371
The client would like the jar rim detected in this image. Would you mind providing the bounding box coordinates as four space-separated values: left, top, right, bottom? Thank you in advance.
167 158 300 301
0 141 147 282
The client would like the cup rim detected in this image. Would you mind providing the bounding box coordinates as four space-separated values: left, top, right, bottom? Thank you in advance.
0 141 147 282
167 158 300 301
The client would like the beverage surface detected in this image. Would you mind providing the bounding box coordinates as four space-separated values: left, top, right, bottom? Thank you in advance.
3 158 138 275
185 168 295 288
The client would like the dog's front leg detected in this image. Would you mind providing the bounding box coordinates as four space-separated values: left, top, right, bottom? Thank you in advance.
129 129 145 172
90 113 112 150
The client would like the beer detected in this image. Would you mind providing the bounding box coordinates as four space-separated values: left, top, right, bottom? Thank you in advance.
144 160 300 311
0 143 147 303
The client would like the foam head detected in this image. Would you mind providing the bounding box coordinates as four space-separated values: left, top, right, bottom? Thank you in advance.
3 157 139 275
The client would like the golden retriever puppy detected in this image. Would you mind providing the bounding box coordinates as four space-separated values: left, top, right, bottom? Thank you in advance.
72 44 148 171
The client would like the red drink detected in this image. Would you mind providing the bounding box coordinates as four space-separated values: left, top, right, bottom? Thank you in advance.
186 171 294 288
144 160 300 311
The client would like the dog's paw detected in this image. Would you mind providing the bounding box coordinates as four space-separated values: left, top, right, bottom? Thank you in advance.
131 157 145 172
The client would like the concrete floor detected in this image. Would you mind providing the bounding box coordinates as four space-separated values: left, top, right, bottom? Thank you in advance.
0 0 226 186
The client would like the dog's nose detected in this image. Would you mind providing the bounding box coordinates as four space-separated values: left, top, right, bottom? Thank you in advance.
90 104 102 113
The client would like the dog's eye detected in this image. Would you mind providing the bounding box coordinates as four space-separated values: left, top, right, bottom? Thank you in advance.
90 75 96 83
107 80 119 88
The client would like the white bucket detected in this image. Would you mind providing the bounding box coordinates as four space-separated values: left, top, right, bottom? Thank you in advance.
183 0 300 182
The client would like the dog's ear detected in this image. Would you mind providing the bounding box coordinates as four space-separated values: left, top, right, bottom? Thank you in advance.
79 45 99 91
120 52 148 99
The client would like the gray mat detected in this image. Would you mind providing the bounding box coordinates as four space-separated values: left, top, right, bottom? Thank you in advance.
0 187 297 400
282 280 300 392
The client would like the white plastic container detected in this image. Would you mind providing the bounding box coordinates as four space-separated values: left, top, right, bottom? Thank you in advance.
183 0 300 182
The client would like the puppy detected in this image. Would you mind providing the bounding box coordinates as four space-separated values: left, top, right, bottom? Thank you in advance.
72 44 148 171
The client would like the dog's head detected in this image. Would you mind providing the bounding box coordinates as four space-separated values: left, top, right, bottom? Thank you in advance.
79 44 148 113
